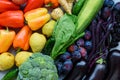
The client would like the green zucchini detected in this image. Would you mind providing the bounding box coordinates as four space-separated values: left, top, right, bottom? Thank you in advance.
76 0 104 34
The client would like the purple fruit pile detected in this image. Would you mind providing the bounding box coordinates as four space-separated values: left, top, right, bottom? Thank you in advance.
56 0 120 80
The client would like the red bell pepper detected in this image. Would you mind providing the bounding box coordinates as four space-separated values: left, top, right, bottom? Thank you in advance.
0 10 24 28
0 0 20 13
12 0 27 5
24 0 44 12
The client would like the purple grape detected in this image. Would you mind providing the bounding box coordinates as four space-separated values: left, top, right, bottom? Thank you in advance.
72 50 81 61
101 7 111 20
76 38 85 47
68 44 78 52
60 52 71 61
85 41 92 51
114 2 120 12
56 62 63 74
104 0 114 8
84 30 92 40
62 59 73 73
78 47 87 59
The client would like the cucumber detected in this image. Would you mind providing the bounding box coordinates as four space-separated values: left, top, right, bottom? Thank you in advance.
76 0 104 34
2 68 18 80
72 0 85 15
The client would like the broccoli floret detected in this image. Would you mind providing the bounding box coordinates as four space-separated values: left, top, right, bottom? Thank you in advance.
17 53 58 80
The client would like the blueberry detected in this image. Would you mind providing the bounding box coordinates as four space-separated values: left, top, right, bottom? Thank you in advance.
85 41 92 51
56 62 63 74
60 52 71 61
62 59 73 73
78 47 87 59
114 2 120 12
72 50 81 61
104 0 114 8
68 44 78 52
84 30 92 40
76 38 85 47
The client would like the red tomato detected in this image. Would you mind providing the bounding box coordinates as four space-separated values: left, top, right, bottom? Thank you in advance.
12 0 27 5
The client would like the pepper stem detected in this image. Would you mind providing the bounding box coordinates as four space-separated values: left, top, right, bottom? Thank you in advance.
16 48 21 54
45 3 53 7
6 27 9 32
96 58 105 64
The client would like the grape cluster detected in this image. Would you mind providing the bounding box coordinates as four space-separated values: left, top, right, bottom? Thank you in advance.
55 30 92 78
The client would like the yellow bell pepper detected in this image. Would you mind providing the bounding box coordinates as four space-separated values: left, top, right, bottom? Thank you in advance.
24 8 51 31
0 28 16 53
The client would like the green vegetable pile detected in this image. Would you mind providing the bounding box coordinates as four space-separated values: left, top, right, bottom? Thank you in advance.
42 0 104 59
17 53 58 80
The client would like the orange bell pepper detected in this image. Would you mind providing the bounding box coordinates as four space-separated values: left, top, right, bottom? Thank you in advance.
24 0 44 12
24 8 50 31
0 10 24 28
0 0 20 13
13 25 32 50
44 0 59 8
0 28 16 53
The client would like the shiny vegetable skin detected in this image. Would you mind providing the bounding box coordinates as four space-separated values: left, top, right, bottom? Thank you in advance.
24 0 44 12
0 29 16 53
13 25 32 50
106 50 120 80
64 60 87 80
24 8 50 31
77 0 104 34
2 68 18 80
72 0 85 15
44 0 59 8
0 0 20 13
85 63 106 80
0 10 24 28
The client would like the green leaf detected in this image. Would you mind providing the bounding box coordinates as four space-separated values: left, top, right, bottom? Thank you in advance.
51 14 76 59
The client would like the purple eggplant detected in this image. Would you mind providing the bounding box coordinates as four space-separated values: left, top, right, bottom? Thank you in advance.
85 63 107 80
63 60 87 80
106 50 120 80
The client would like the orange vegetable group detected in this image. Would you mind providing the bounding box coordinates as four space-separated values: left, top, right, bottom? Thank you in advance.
24 8 50 31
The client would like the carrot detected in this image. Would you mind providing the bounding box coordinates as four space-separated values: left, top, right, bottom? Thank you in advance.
58 0 71 14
